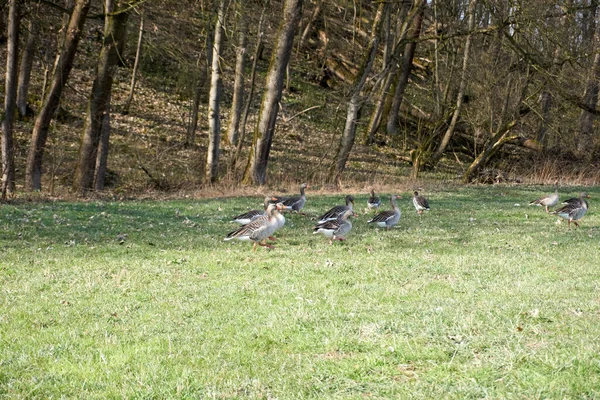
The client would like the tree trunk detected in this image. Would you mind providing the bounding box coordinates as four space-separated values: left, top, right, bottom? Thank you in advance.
429 0 477 167
328 2 385 183
226 0 247 146
206 0 226 183
0 3 6 46
364 0 421 145
73 0 129 194
578 2 600 154
243 0 304 186
17 16 38 118
230 1 267 174
186 21 212 147
1 0 19 199
578 52 600 153
94 91 111 190
537 89 552 147
297 0 322 53
123 11 144 115
385 1 424 136
26 0 91 191
463 67 534 182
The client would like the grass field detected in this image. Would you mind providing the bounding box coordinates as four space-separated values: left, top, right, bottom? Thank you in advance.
1 185 600 399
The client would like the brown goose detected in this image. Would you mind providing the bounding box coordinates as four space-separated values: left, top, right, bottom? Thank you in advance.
562 192 590 208
412 191 430 215
551 192 590 229
317 195 355 223
529 181 559 213
280 183 309 214
368 195 401 230
367 189 381 213
224 203 283 250
313 209 354 244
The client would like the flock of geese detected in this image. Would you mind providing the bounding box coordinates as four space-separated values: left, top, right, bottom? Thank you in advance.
528 181 591 229
224 183 429 250
223 182 592 251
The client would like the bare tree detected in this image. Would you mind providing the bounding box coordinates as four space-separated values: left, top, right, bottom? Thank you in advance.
26 0 91 191
385 0 425 136
578 1 600 154
186 21 212 148
230 1 268 173
364 0 421 145
17 14 38 118
122 11 144 115
297 0 322 53
227 0 247 146
73 0 129 193
428 0 477 167
243 0 304 185
206 0 226 183
328 1 385 183
1 0 19 199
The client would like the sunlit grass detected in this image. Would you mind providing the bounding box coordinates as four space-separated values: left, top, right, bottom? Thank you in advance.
1 185 599 398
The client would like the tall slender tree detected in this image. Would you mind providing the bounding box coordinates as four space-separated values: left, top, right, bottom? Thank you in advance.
428 0 477 167
227 0 247 146
17 14 38 118
206 0 226 183
186 20 212 148
73 0 129 193
230 1 268 174
385 0 425 136
26 0 91 191
243 0 304 185
1 0 19 199
328 1 385 183
365 0 420 145
123 11 144 115
578 0 600 154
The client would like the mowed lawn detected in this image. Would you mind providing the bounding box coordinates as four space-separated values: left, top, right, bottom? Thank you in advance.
1 186 599 399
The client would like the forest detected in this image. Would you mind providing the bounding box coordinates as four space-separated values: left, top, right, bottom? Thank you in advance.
1 0 600 199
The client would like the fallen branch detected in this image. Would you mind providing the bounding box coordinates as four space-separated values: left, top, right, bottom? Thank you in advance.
282 105 323 123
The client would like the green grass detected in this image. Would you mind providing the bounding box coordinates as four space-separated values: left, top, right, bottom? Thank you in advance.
1 186 600 399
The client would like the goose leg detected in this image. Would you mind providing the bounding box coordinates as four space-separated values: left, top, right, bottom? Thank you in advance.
259 241 275 249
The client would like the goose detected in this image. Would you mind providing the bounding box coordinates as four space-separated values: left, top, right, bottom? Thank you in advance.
367 189 381 213
529 181 559 213
224 203 283 250
281 183 309 214
313 209 353 244
231 196 273 225
368 195 401 230
412 191 430 215
551 192 590 229
562 192 590 207
317 195 355 223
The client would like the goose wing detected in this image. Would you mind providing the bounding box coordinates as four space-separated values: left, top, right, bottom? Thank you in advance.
368 210 395 223
231 209 264 224
318 205 346 222
414 195 430 210
225 215 269 240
